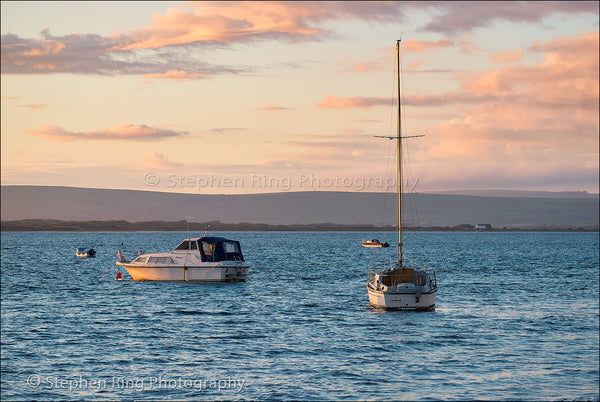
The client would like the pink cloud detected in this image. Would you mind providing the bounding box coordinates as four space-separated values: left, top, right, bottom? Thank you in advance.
0 29 239 76
530 31 599 58
143 70 210 81
464 32 598 111
257 105 292 111
22 40 65 56
402 39 453 54
316 95 391 109
490 50 524 64
140 151 183 168
2 2 597 77
316 92 503 108
317 31 598 115
211 127 248 133
406 92 502 106
28 124 188 141
118 2 406 50
338 59 385 72
121 2 596 49
421 1 598 35
348 61 384 73
310 30 598 192
413 32 599 190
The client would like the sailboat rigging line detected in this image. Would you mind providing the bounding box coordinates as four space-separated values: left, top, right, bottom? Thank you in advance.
373 41 425 265
398 39 422 233
397 39 404 267
397 39 423 265
400 40 416 232
380 138 393 230
404 140 421 230
381 44 399 235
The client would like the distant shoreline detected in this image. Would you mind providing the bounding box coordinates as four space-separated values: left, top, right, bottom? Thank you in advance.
1 219 597 232
3 186 598 229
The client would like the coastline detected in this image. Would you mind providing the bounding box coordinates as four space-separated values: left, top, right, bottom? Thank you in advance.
1 219 597 232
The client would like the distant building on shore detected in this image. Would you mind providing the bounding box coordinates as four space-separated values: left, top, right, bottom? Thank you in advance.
475 223 492 230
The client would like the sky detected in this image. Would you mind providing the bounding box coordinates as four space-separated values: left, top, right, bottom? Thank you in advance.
1 1 598 195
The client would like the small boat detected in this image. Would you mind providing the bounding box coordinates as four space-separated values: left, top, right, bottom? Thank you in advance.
362 239 390 248
366 39 438 310
76 247 96 257
115 236 249 282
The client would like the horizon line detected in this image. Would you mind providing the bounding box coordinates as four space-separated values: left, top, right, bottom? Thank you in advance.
1 184 598 197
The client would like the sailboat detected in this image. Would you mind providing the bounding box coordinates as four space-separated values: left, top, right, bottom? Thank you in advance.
367 39 438 310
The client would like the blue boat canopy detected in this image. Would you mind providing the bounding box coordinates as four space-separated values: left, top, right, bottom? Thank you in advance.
173 236 244 262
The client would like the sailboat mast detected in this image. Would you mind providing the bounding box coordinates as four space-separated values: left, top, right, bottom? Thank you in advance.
396 39 403 267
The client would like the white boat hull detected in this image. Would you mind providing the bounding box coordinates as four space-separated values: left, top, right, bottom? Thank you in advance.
367 285 436 310
116 236 249 282
117 262 248 282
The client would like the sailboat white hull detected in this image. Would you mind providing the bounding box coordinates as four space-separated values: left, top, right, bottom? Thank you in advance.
367 285 436 310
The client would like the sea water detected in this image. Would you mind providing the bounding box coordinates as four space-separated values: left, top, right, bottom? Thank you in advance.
1 231 598 401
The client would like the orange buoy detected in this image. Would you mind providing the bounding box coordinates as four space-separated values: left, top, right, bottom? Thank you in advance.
117 271 122 280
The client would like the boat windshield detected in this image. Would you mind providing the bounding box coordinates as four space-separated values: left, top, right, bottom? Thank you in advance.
202 241 214 256
222 241 241 254
199 238 244 262
174 240 198 251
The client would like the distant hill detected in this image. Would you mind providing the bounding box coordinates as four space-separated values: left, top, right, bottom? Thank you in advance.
424 189 599 199
1 185 598 229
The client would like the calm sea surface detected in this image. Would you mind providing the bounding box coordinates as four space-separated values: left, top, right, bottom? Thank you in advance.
1 231 598 401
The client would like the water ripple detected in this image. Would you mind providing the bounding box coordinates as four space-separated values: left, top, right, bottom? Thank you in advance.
1 231 598 401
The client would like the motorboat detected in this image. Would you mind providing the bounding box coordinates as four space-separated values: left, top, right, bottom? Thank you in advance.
76 247 96 257
366 39 438 310
115 236 249 281
362 239 390 248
